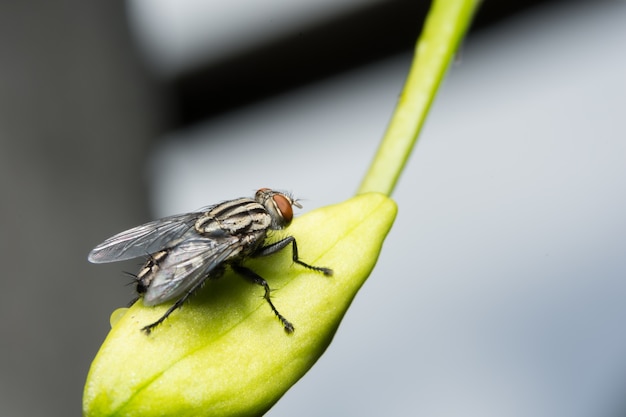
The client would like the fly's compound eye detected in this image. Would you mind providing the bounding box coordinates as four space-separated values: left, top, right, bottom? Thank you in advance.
272 194 293 225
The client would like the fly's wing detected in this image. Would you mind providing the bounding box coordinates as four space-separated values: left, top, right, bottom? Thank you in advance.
88 212 204 263
142 236 242 305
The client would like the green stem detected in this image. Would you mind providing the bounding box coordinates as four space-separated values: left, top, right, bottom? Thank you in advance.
357 0 481 196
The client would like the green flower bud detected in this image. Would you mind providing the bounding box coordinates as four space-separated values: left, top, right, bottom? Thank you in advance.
84 192 397 417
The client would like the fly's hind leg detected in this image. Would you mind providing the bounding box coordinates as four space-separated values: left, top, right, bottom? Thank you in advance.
231 264 295 333
141 295 190 334
140 265 223 334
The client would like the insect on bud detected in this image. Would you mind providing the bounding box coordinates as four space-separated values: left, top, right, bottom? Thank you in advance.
88 187 332 334
83 192 397 417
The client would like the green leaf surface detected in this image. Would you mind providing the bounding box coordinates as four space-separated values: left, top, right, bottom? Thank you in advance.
83 193 397 417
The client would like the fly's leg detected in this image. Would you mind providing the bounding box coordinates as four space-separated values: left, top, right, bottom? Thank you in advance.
254 236 333 276
231 264 295 333
141 295 190 334
140 266 223 334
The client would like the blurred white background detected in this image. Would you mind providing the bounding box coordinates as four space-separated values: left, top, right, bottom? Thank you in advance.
144 1 626 416
0 1 624 416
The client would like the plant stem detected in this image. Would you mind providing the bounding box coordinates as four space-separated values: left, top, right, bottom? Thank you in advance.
357 0 481 196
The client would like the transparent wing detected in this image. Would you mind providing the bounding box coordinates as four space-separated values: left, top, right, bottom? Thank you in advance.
88 212 204 263
143 236 242 305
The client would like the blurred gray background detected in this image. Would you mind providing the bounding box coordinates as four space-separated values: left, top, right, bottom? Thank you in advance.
1 1 625 416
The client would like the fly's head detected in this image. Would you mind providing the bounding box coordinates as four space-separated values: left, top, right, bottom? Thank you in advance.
255 188 302 230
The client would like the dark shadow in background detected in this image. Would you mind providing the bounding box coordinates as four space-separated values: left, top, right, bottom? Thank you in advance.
0 2 161 416
170 0 560 127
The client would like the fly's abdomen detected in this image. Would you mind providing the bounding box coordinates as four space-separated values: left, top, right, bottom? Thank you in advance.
135 250 167 296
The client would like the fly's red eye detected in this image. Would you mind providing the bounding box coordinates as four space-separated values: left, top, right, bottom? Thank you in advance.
273 194 293 223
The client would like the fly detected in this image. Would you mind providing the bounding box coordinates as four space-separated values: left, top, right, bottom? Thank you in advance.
88 188 332 334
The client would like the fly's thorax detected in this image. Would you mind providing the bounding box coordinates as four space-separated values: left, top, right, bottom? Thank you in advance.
194 198 272 236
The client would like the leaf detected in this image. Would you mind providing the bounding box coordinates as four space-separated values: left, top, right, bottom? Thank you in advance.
83 192 397 417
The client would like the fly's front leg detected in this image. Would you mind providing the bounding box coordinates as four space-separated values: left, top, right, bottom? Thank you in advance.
231 264 294 333
254 236 333 276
